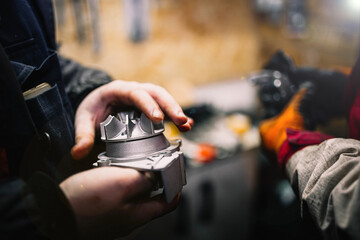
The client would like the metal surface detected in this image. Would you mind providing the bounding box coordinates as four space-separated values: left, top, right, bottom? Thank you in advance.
95 110 186 202
133 149 260 240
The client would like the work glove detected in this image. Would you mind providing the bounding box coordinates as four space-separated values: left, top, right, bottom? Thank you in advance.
259 85 334 171
261 50 348 130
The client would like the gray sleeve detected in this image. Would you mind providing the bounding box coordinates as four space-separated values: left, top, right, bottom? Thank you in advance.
286 138 360 240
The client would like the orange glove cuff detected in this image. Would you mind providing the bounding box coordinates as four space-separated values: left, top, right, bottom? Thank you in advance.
259 88 307 154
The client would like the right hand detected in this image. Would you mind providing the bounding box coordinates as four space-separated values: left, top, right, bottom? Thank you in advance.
71 80 194 160
60 167 179 239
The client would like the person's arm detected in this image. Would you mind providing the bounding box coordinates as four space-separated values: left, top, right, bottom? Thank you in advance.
259 88 359 239
58 55 113 110
286 138 360 240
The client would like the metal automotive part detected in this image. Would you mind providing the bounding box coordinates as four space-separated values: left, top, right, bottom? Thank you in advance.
94 110 186 202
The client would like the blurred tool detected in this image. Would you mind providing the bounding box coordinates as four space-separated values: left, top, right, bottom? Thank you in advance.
87 0 102 53
182 105 239 163
123 0 150 42
164 117 218 166
164 104 260 167
226 113 260 151
226 113 251 135
71 0 86 43
181 139 218 165
254 0 284 25
286 0 308 38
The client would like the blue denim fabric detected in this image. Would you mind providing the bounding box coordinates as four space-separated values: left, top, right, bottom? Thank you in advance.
0 0 75 182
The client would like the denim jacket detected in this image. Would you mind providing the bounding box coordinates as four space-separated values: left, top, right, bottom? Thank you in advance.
0 1 111 238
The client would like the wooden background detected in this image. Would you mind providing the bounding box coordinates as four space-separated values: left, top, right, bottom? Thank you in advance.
55 0 360 107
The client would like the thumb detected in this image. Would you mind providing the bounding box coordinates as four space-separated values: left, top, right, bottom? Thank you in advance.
71 112 95 160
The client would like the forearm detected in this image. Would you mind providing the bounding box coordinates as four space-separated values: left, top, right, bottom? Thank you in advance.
286 138 360 239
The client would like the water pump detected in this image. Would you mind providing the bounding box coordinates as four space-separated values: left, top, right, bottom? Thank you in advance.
94 110 186 202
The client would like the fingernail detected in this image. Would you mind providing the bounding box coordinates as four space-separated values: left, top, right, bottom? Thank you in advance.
76 138 87 149
177 111 186 119
152 109 163 119
178 123 191 132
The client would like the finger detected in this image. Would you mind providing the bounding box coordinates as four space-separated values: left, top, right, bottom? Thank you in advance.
126 87 166 123
177 122 191 132
107 82 165 123
177 117 194 131
71 110 95 160
187 117 194 126
107 81 191 131
142 83 189 126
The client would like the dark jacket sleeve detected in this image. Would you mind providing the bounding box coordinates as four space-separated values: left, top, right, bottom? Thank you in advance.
59 55 113 110
0 173 77 239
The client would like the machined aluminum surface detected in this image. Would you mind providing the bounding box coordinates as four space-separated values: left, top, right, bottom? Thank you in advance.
95 110 186 202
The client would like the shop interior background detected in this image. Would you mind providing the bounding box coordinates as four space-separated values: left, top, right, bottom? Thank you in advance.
54 0 360 108
53 0 360 239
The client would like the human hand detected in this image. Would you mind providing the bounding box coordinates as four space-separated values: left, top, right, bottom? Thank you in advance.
71 80 193 160
60 167 179 239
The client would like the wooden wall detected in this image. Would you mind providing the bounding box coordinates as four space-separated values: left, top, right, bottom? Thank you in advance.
55 0 359 106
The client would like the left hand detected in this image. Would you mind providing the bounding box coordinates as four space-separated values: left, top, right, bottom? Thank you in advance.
60 167 180 239
71 80 193 160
